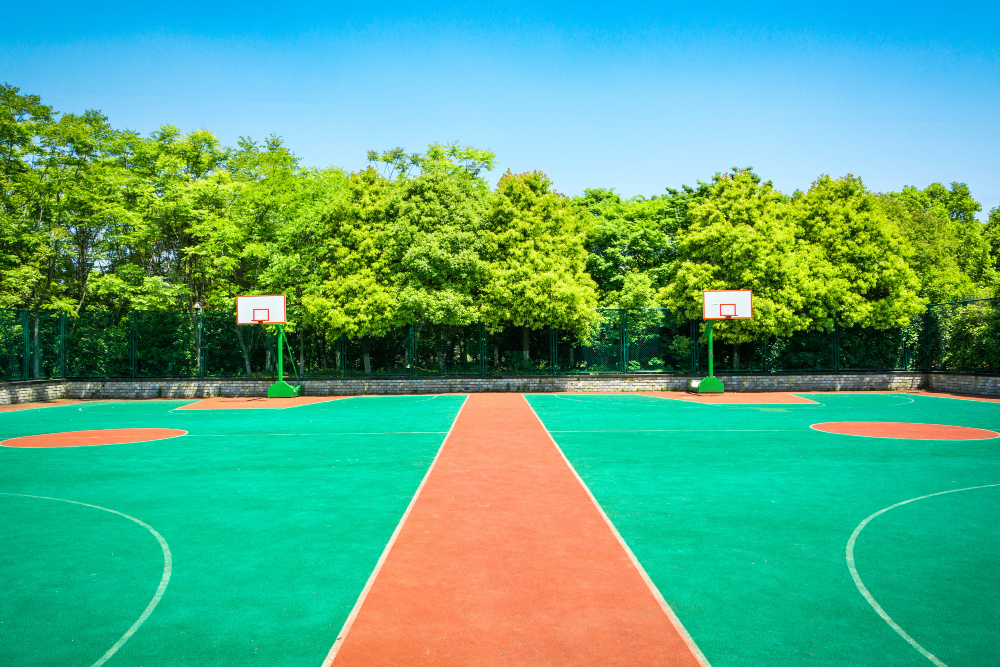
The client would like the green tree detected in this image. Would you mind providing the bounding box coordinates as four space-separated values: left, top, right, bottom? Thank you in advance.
793 175 922 330
879 194 975 302
660 170 819 341
481 171 598 341
891 182 991 290
300 167 398 370
576 188 682 303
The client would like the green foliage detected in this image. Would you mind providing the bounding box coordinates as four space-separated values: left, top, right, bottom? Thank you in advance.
984 206 1000 287
2 83 991 353
793 175 922 330
889 182 992 293
660 170 816 341
481 171 598 338
575 188 683 301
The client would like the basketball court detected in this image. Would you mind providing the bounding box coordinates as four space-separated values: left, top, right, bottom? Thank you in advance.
1 390 998 666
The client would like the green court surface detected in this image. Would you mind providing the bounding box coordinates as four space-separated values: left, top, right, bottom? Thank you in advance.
0 396 465 666
527 392 1000 666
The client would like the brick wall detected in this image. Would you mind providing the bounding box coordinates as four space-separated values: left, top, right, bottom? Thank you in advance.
5 372 999 405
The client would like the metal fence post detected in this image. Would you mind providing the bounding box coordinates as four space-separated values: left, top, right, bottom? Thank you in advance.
479 323 487 375
198 312 206 377
339 335 347 376
689 321 696 373
409 324 417 376
549 327 557 374
59 312 67 378
620 309 627 373
833 317 840 372
129 312 137 378
20 310 29 380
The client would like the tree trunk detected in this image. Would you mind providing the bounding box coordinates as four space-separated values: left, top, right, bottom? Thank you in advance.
234 325 253 378
522 327 530 367
733 344 739 370
362 338 371 374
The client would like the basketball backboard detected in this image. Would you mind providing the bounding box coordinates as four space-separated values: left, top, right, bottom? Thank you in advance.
703 290 752 319
236 294 286 325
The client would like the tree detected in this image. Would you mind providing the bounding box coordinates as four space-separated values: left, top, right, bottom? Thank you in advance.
660 170 819 341
576 188 681 303
382 152 494 327
481 171 598 342
985 206 1000 283
792 175 922 330
879 194 975 303
300 167 397 372
891 182 992 289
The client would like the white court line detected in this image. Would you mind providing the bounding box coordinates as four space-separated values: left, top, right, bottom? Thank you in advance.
794 393 915 408
320 394 469 667
846 483 1000 667
522 396 713 667
189 431 448 437
548 428 797 433
168 394 443 413
0 492 172 667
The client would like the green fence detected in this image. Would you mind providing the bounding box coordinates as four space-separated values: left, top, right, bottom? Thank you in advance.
3 301 999 382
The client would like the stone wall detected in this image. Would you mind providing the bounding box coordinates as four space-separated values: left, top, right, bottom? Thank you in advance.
0 380 67 405
925 372 1000 397
0 371 934 404
6 372 1000 405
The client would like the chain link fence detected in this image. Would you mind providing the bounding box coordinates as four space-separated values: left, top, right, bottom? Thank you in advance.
3 301 999 381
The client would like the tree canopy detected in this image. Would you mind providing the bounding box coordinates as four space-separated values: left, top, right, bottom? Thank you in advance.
2 84 997 345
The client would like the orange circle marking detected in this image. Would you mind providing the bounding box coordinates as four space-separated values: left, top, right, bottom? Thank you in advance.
811 422 998 440
1 428 187 448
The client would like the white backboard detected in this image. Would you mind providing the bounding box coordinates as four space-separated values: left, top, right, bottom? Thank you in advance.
236 294 286 325
703 290 753 319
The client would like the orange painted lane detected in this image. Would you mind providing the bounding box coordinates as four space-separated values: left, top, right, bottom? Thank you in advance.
643 391 817 404
0 399 82 412
2 428 187 448
902 390 1000 403
176 396 346 409
331 393 705 667
812 421 999 440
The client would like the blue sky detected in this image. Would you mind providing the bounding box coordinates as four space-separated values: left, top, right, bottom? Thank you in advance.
4 1 999 213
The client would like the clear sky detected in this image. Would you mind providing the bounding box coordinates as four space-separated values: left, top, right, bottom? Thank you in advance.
4 1 999 213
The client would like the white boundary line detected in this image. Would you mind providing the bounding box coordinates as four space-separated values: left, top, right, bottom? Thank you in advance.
902 391 1000 404
640 393 822 406
172 397 348 412
521 395 713 667
548 428 797 433
1 429 189 449
190 431 449 437
0 400 82 413
809 423 1000 440
0 492 172 667
846 483 1000 666
171 394 442 412
319 394 470 667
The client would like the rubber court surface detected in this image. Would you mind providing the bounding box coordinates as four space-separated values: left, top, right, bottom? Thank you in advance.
1 391 997 666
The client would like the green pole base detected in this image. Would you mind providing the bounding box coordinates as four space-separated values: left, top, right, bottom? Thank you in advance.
267 381 302 398
697 376 725 394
